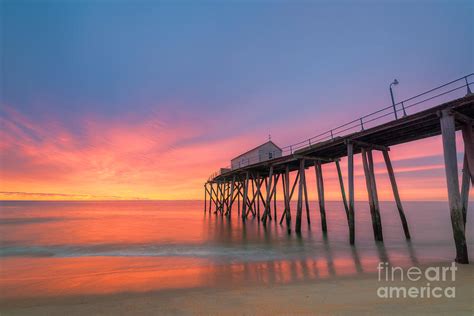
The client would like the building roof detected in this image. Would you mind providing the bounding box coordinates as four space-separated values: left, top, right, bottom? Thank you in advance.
231 140 282 161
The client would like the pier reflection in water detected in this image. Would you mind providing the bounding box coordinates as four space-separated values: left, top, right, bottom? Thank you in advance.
0 200 472 299
201 201 427 288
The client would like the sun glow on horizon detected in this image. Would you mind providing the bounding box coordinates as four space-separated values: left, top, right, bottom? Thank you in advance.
1 104 472 202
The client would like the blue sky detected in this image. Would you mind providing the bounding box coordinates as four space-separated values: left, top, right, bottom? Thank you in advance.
1 0 473 199
2 1 472 119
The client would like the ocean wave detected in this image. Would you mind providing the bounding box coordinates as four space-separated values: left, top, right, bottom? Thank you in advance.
0 217 68 225
0 243 314 262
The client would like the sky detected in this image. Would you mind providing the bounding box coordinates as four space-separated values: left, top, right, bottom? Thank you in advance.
0 0 473 200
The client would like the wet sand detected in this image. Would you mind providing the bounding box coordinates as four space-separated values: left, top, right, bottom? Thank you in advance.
1 263 472 315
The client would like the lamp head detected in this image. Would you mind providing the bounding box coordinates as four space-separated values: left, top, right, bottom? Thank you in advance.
392 79 399 85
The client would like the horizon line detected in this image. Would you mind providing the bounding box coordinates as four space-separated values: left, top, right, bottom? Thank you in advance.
0 199 460 203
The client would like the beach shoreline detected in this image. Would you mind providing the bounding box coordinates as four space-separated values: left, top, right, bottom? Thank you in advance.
2 263 472 315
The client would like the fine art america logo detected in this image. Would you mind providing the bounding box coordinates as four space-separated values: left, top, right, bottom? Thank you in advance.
377 262 457 299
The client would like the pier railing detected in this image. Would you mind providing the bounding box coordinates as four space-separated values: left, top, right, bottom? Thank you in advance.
280 73 473 155
208 73 473 181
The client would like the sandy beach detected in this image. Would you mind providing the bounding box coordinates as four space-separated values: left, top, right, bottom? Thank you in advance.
1 263 472 315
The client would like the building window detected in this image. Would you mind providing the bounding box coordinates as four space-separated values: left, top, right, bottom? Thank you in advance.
269 152 273 159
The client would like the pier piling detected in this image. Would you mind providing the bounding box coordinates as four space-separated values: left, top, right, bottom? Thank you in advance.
262 166 274 224
335 160 349 221
204 183 208 213
315 161 327 233
273 173 278 221
303 168 310 225
368 149 383 241
347 142 355 245
440 109 468 264
295 159 305 233
382 150 410 239
284 165 292 233
461 154 470 228
242 173 249 220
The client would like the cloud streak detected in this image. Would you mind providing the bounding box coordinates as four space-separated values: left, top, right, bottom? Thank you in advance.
0 104 267 199
0 99 471 201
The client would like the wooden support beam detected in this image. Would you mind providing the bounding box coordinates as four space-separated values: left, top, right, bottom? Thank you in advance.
243 178 257 218
206 183 211 213
251 178 256 216
244 192 254 216
204 183 207 213
453 111 474 125
242 173 249 220
361 149 374 231
295 159 305 233
361 148 383 241
220 182 224 214
315 161 327 233
226 176 236 217
262 166 274 224
234 181 240 204
267 174 280 211
280 170 301 224
271 174 280 221
214 182 220 214
222 181 228 215
347 142 355 245
273 173 278 220
284 165 292 233
211 183 217 214
440 109 468 264
382 150 410 239
237 183 241 216
246 177 263 217
367 150 383 241
227 180 241 214
254 175 263 219
244 196 255 217
222 182 227 215
216 182 221 214
461 154 470 229
205 183 212 213
220 182 225 214
279 172 287 225
257 184 268 210
289 171 300 201
210 183 219 213
303 168 310 225
222 181 228 216
461 123 474 185
226 181 232 213
348 139 389 152
257 176 261 221
293 155 333 162
335 160 349 221
271 157 298 166
263 176 272 221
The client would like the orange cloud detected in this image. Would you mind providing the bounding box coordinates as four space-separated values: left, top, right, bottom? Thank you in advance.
0 105 262 199
0 105 472 201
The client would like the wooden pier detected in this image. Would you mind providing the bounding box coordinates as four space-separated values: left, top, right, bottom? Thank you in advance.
204 75 474 264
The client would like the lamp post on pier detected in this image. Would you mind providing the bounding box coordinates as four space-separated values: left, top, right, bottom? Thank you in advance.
390 79 399 119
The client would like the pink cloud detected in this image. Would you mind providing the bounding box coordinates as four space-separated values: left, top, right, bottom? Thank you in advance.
0 104 262 199
1 103 472 201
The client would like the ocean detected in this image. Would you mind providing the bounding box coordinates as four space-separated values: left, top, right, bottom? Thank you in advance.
0 200 472 299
